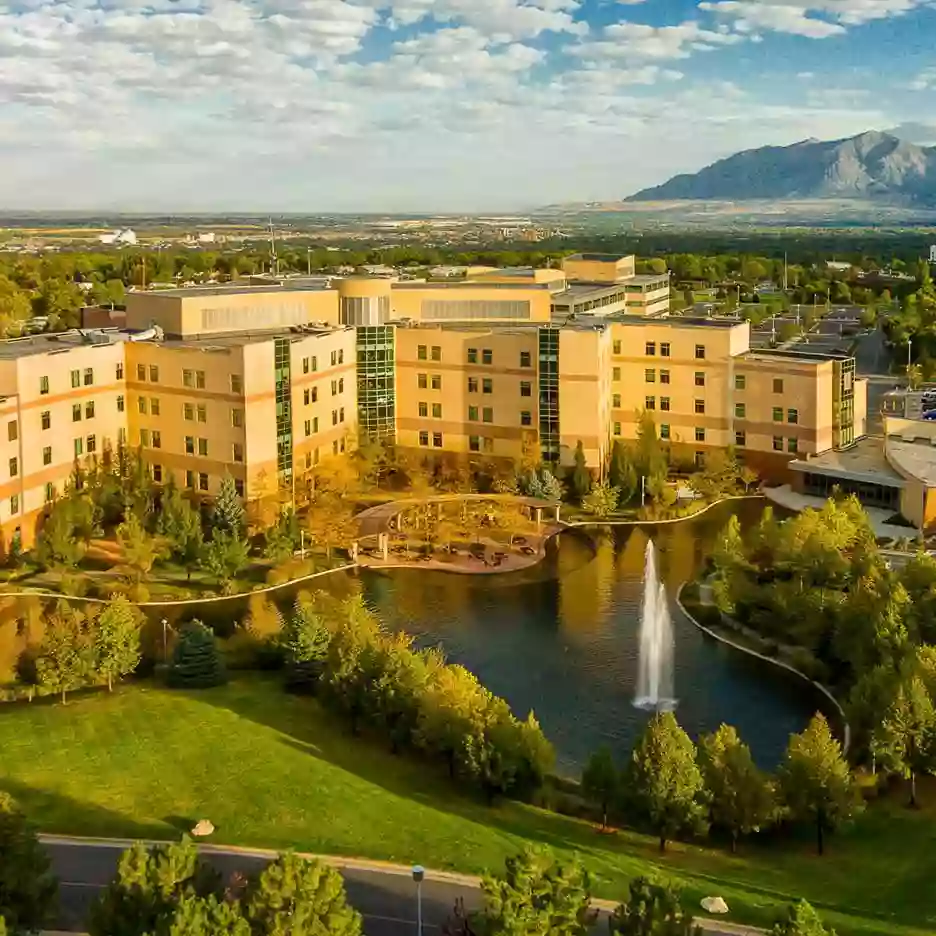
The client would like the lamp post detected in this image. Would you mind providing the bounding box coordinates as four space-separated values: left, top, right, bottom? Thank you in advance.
161 618 168 661
412 865 425 936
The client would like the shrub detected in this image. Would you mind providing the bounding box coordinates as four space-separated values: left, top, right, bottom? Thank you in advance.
167 621 227 688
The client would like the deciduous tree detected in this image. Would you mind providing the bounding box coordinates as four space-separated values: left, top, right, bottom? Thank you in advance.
582 745 618 828
200 530 249 588
157 481 204 576
93 595 143 691
582 483 620 519
609 877 700 936
770 900 837 936
35 609 93 702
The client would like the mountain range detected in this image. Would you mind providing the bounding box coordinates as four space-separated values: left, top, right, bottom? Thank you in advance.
626 131 936 205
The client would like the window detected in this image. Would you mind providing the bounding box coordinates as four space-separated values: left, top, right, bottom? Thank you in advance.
118 427 126 446
431 345 441 361
695 427 706 442
645 396 656 410
469 435 480 452
138 397 148 415
313 416 319 433
467 347 478 364
196 370 205 389
199 473 209 492
40 375 49 395
232 408 244 428
660 342 671 358
186 470 195 488
773 378 784 394
8 457 17 478
44 482 54 502
233 443 244 463
645 341 656 356
117 395 125 413
137 364 146 381
660 369 671 385
772 407 783 422
735 431 746 447
304 419 311 437
432 432 442 447
332 409 338 426
418 373 428 389
418 402 428 417
614 421 622 436
432 403 442 419
152 430 161 449
339 376 345 393
468 405 479 421
10 494 18 515
612 393 621 408
231 374 243 393
184 403 194 421
87 434 96 454
41 411 51 430
660 424 671 440
694 452 706 468
735 402 746 418
431 374 442 391
695 344 705 360
661 397 671 411
42 446 51 465
235 479 244 496
521 410 532 426
86 400 96 419
520 381 532 397
197 404 207 423
482 378 493 394
482 407 493 423
71 369 80 388
482 349 493 365
788 437 798 453
308 387 316 403
149 365 159 383
139 429 149 447
773 436 783 451
303 388 310 405
7 421 16 442
695 372 705 387
482 437 494 454
183 369 194 387
419 430 429 446
645 368 655 383
197 438 208 457
150 398 159 417
311 356 318 372
613 340 621 354
787 408 798 425
185 435 195 455
73 404 82 422
302 357 310 375
612 367 621 381
153 464 162 483
695 399 705 414
520 351 531 368
418 345 427 360
468 377 478 393
84 367 93 386
330 350 337 367
735 374 746 391
340 406 345 423
331 379 338 396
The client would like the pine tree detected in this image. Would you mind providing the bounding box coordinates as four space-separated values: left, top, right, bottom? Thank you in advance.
0 793 57 935
281 599 331 693
625 712 708 852
570 441 592 503
609 877 700 936
158 481 204 576
167 621 227 688
608 441 637 505
93 595 143 691
581 746 618 829
212 474 245 536
771 899 837 936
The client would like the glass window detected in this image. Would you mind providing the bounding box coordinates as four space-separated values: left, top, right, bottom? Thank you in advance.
233 443 244 463
231 374 243 393
772 407 783 422
149 365 159 383
40 375 49 395
7 421 16 442
735 374 746 390
520 381 531 397
302 357 310 375
660 424 670 440
84 367 93 386
695 399 705 414
418 430 429 446
197 404 207 423
86 400 96 419
72 404 82 422
196 371 205 389
482 349 493 365
468 377 478 393
87 434 96 453
469 435 480 452
185 435 195 455
645 396 656 410
139 429 149 447
735 431 746 447
432 403 442 418
42 446 51 465
660 342 671 357
311 356 317 372
432 432 442 447
695 427 706 442
520 351 531 368
773 436 783 451
8 457 17 478
183 369 194 387
184 403 194 421
614 421 622 435
695 344 705 360
331 379 338 396
612 393 621 408
330 350 337 367
332 410 338 425
431 374 442 390
613 340 621 354
137 364 146 381
45 482 54 502
153 464 162 483
304 388 310 405
695 372 705 387
41 411 51 430
521 411 532 426
150 398 159 417
660 397 670 411
305 419 311 437
788 408 798 424
482 378 493 394
10 494 18 515
186 470 195 488
788 437 798 453
340 406 345 423
467 348 478 364
313 416 319 433
612 367 620 381
198 438 208 456
418 373 428 389
468 406 479 421
74 437 83 457
431 346 441 362
71 369 80 388
417 345 427 361
232 408 243 428
235 478 244 496
312 387 318 402
199 473 209 492
482 407 493 423
153 430 161 449
660 370 670 384
645 369 655 383
773 378 784 394
116 363 124 380
735 402 745 418
138 397 147 414
418 402 428 417
645 341 656 356
117 395 125 413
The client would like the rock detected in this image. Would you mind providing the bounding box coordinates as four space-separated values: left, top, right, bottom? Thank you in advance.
701 896 729 914
191 819 215 837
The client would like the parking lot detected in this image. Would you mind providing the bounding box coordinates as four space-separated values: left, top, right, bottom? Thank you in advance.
748 305 864 354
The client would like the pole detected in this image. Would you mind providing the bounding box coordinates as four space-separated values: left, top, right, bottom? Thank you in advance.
161 618 168 661
307 248 312 276
417 880 422 936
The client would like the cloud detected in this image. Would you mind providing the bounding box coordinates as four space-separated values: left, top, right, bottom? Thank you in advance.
908 66 936 90
575 20 743 63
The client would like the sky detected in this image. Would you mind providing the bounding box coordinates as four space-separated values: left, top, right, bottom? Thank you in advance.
2 0 936 212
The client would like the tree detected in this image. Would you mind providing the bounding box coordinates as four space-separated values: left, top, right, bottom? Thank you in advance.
200 530 249 588
581 746 618 828
0 793 57 935
157 481 204 576
35 498 88 568
870 675 936 807
116 513 167 583
609 441 638 505
281 598 332 693
264 508 299 563
213 474 245 536
167 621 227 688
478 848 592 936
609 877 700 936
581 483 620 519
35 610 93 702
771 900 837 936
780 714 861 855
93 595 143 691
244 852 362 936
634 411 667 481
624 712 708 852
698 724 775 852
569 441 592 503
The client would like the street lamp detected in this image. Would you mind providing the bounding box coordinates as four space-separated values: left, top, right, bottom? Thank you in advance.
412 865 425 936
161 618 168 661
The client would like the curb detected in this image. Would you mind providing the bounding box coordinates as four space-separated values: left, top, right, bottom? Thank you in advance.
561 494 765 529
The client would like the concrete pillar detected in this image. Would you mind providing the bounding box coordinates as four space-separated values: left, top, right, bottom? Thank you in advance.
535 507 542 530
553 505 560 522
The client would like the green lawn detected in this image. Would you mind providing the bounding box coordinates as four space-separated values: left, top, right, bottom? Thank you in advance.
0 677 934 936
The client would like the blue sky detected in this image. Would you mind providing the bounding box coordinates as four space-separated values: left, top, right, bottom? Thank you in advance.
2 0 936 212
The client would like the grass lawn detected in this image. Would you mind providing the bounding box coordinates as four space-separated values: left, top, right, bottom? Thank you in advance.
0 676 934 936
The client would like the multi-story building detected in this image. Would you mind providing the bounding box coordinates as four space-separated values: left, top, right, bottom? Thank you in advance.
0 253 867 551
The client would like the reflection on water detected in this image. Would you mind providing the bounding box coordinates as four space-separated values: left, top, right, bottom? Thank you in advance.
351 500 823 776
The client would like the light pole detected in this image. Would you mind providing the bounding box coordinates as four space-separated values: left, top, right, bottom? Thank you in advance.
161 618 168 661
412 865 424 936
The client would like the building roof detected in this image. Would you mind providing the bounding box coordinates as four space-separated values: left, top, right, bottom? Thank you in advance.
564 252 631 263
788 437 905 487
745 348 853 363
886 438 936 487
131 283 333 299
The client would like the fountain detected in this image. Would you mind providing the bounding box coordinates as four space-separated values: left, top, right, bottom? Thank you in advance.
634 539 677 712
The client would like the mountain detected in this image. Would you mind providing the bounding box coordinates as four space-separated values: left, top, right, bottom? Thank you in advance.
626 131 936 205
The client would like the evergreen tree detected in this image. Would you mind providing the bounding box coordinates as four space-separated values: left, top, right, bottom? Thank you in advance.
281 599 332 693
625 712 708 852
698 724 775 852
581 746 618 829
167 621 227 688
569 441 592 503
581 483 620 519
212 474 245 536
157 481 204 577
0 793 57 935
770 900 837 936
200 530 249 588
780 714 861 855
608 441 637 505
609 877 700 936
264 508 300 563
93 595 143 691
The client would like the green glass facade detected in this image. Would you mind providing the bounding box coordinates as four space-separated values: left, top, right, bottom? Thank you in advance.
357 326 396 441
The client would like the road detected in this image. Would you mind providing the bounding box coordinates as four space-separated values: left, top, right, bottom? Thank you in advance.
43 838 758 936
852 324 897 435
